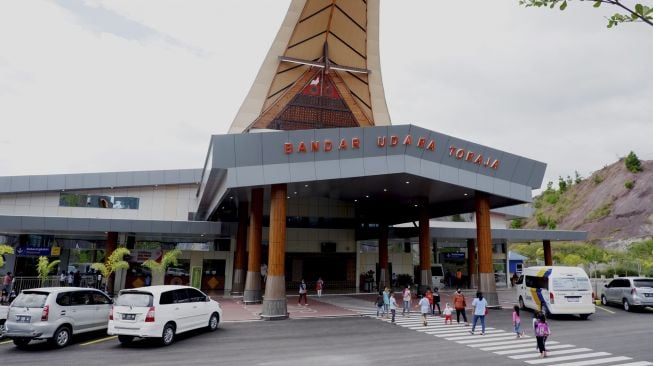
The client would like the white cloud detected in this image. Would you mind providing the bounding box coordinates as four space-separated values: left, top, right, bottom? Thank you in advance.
0 0 651 191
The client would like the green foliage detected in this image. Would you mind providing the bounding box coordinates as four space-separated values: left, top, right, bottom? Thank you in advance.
587 198 613 222
518 0 653 29
536 213 549 227
558 176 568 192
0 244 14 268
574 171 583 184
510 218 525 229
592 173 604 185
91 247 130 278
451 214 465 222
624 180 635 189
37 256 61 284
142 249 181 273
547 219 557 229
625 151 643 173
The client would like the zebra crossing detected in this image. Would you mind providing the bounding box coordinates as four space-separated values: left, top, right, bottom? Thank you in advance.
319 299 651 366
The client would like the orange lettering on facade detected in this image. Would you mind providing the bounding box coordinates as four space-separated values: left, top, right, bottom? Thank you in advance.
298 142 307 153
426 140 436 151
417 137 426 148
449 145 500 170
455 149 465 159
324 139 333 152
339 138 347 150
465 151 475 161
311 141 320 152
284 143 293 154
377 136 386 147
352 137 360 149
390 135 399 146
403 135 412 146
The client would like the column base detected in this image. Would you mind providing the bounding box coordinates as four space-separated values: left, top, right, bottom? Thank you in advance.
231 268 245 296
478 272 499 307
260 299 289 320
420 269 432 288
243 271 262 304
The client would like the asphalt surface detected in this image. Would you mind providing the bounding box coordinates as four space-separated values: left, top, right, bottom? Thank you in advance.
0 296 651 366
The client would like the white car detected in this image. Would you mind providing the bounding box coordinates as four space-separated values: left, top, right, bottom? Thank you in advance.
108 285 222 346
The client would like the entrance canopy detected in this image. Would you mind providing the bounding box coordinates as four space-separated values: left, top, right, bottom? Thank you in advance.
196 124 546 225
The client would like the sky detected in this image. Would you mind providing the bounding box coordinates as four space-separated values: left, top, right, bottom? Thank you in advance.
0 0 651 190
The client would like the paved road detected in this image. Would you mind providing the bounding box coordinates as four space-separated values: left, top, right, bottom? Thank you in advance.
0 294 651 366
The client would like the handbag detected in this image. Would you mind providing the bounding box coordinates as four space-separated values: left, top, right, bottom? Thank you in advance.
484 308 488 316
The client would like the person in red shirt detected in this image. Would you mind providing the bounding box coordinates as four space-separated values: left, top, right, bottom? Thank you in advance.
425 288 434 316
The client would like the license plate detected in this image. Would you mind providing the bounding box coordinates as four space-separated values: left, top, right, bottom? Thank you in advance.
644 293 653 297
566 297 580 303
122 314 136 320
15 315 31 323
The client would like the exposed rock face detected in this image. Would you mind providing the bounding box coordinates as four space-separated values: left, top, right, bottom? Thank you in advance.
526 160 653 250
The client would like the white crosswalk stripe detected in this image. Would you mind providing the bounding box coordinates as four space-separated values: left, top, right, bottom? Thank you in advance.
320 296 651 366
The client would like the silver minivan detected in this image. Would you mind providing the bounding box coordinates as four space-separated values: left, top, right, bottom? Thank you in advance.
3 287 112 348
601 277 653 312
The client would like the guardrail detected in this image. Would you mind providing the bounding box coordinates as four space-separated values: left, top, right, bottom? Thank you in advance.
9 276 97 295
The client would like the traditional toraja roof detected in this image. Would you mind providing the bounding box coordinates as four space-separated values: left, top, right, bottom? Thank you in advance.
227 0 391 134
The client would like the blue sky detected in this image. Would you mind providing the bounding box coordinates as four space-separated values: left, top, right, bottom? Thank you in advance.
0 0 651 190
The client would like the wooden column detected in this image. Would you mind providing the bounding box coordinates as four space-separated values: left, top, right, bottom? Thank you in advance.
261 184 288 320
543 240 553 266
419 205 432 287
475 192 498 306
231 200 248 295
106 232 117 295
467 239 477 289
378 223 389 290
243 188 263 304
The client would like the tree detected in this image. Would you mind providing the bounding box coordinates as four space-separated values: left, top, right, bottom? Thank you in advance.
574 170 583 184
91 247 130 292
558 176 568 192
37 256 61 286
625 151 643 173
0 244 14 268
519 0 653 28
142 249 181 274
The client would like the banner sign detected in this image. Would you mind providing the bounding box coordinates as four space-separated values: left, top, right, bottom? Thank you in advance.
14 246 60 257
444 252 466 259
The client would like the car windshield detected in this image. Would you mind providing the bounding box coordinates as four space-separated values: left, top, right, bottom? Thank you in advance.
552 277 590 291
11 291 49 308
116 292 153 307
431 267 443 276
633 279 653 288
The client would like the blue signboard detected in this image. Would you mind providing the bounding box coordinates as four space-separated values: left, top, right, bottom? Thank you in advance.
444 252 465 259
14 247 52 257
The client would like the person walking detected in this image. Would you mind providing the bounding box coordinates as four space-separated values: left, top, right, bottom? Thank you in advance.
59 271 66 287
455 268 463 288
417 295 431 326
73 270 81 287
401 285 411 316
2 272 12 294
382 287 390 318
535 313 550 358
513 305 524 338
67 271 74 287
425 288 434 316
316 277 324 297
375 291 385 317
452 288 469 325
298 279 308 305
469 292 488 335
432 287 442 315
443 303 454 324
389 290 398 323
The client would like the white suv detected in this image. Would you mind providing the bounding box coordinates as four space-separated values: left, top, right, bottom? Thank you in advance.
108 285 222 346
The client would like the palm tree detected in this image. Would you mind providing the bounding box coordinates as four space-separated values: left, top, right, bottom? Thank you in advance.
37 256 61 287
91 247 130 294
142 249 181 286
0 244 14 269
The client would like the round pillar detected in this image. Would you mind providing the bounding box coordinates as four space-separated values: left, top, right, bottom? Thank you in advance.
475 192 498 306
261 184 288 320
231 201 248 296
419 205 432 287
243 188 263 304
378 223 389 290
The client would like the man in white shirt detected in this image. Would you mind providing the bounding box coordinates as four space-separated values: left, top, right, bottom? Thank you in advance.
469 292 488 335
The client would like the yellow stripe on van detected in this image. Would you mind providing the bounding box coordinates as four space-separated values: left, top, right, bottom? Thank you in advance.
530 288 541 308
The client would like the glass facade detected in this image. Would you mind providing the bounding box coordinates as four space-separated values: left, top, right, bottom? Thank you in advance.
59 193 139 209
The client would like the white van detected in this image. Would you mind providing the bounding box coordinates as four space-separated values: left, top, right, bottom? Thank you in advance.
431 264 444 288
515 266 595 320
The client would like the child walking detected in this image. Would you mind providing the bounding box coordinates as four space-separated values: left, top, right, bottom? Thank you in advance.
389 290 398 323
535 313 551 358
512 305 524 338
443 303 453 325
417 295 431 326
375 291 384 317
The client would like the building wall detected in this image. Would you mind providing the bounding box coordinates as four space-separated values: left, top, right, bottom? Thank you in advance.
0 184 200 221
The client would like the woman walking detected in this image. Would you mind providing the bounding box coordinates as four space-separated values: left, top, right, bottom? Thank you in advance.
469 292 488 335
535 313 550 358
452 288 469 325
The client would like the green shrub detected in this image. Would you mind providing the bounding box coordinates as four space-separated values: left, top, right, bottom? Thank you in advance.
625 151 643 173
624 180 634 189
510 218 525 229
547 218 557 230
592 174 604 185
587 199 613 222
536 214 548 227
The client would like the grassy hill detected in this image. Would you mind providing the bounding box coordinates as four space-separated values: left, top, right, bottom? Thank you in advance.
523 158 653 250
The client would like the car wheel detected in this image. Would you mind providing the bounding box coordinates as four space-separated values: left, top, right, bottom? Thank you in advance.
208 312 220 331
601 295 608 306
518 296 525 310
579 314 590 320
161 323 175 346
118 335 134 345
49 326 72 348
13 338 30 349
623 299 631 312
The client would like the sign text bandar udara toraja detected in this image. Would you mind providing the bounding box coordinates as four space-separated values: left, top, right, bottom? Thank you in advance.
284 135 501 170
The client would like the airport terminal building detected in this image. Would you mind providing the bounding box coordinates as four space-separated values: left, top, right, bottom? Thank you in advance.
0 0 584 318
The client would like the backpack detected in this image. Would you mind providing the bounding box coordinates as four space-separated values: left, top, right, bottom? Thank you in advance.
377 296 384 307
535 322 550 337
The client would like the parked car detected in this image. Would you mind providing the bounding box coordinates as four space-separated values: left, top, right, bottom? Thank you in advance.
601 277 653 312
3 287 112 348
108 285 222 346
0 305 8 337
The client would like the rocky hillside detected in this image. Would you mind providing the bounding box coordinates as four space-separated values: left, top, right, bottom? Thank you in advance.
524 159 653 250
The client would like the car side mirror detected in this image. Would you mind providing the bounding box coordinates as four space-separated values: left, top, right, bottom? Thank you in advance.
205 296 210 302
603 284 608 288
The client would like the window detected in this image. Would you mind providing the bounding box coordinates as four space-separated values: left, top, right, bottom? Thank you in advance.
633 279 653 288
173 289 189 304
56 292 71 306
516 275 524 285
91 292 111 305
159 291 174 305
71 291 91 305
12 292 48 308
59 193 139 209
525 275 548 290
552 277 591 291
116 292 153 307
187 288 206 302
